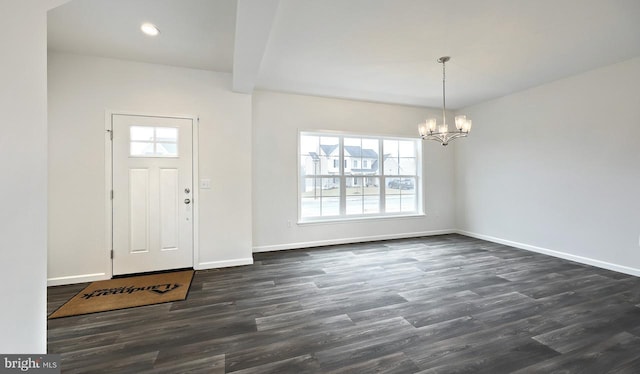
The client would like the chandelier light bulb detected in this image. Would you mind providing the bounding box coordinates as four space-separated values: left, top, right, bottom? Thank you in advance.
455 115 466 131
427 119 437 132
418 122 428 137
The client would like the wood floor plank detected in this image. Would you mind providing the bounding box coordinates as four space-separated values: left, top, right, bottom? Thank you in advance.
226 354 321 374
404 315 563 369
148 353 225 374
325 352 420 374
47 234 640 373
513 332 640 373
225 317 414 372
532 307 640 353
416 339 559 374
316 335 423 373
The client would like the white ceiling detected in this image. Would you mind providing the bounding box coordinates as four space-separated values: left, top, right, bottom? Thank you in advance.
48 0 237 72
48 0 640 109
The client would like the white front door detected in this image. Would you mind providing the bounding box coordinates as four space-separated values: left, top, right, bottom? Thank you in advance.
112 114 193 275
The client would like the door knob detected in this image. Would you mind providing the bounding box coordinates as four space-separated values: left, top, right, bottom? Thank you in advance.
184 198 191 204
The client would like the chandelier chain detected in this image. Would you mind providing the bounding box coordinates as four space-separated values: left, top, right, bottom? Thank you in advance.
442 59 446 126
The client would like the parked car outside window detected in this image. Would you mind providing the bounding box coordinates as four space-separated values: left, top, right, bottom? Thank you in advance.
387 178 414 190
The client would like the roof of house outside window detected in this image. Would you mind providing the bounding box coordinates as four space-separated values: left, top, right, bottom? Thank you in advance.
316 144 378 159
319 144 339 156
343 146 378 158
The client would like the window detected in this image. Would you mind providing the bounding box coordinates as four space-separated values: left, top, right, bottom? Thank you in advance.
299 132 421 221
382 139 418 213
130 126 178 157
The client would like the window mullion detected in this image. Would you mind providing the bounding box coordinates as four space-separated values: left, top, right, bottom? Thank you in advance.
339 136 346 216
379 139 385 213
153 127 157 154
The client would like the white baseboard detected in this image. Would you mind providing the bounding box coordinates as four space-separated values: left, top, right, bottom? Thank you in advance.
457 230 640 277
47 273 109 287
252 229 456 253
48 259 255 286
196 257 254 270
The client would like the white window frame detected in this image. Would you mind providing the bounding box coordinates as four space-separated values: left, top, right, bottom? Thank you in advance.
298 130 423 223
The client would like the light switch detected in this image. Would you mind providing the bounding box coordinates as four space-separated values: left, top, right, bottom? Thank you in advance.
200 178 211 189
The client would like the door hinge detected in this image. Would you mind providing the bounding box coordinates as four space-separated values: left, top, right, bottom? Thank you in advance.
110 250 114 259
110 190 114 200
106 129 113 140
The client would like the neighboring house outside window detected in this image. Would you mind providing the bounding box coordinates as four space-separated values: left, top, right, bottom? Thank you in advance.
299 132 421 221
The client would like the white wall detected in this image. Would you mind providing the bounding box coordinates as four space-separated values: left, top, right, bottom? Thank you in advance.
455 57 640 275
0 0 69 355
252 91 456 251
48 52 253 285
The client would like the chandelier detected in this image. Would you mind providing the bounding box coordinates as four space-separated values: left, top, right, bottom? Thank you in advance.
418 56 472 146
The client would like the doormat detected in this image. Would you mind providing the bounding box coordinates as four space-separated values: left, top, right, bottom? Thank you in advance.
48 270 194 319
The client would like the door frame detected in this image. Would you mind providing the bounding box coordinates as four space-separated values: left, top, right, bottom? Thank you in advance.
104 110 200 278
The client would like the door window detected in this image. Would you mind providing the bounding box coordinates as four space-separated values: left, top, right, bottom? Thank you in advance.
130 126 178 157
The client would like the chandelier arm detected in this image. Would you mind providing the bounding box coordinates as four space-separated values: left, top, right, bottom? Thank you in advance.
448 132 467 140
424 134 445 144
425 131 468 142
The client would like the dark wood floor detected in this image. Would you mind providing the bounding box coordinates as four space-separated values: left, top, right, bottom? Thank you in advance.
48 234 640 373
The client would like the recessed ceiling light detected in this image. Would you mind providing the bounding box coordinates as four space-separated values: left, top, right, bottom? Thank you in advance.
140 23 160 36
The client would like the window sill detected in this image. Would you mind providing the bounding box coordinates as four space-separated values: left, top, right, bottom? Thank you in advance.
298 213 426 226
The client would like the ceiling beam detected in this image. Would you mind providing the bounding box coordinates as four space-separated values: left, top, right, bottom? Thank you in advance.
233 0 280 93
